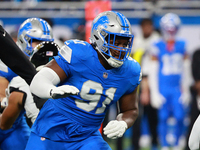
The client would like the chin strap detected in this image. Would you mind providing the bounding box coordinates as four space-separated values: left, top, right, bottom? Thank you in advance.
107 57 123 68
90 39 124 68
96 46 123 68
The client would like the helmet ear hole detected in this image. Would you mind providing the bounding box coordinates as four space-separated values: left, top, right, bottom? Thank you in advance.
94 35 99 40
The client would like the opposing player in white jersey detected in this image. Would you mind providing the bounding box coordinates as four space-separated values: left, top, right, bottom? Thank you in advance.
27 11 141 150
0 18 54 150
0 17 54 99
0 41 59 150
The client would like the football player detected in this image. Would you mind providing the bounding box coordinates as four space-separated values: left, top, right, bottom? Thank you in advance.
0 41 59 150
0 18 54 108
27 11 141 150
0 18 54 150
149 13 191 150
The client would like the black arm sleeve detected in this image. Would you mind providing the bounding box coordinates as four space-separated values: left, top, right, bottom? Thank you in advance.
192 49 200 81
0 25 36 85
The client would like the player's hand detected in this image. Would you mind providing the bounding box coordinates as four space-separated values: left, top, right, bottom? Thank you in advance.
150 93 166 109
103 120 128 139
1 97 8 108
179 92 191 107
50 85 79 99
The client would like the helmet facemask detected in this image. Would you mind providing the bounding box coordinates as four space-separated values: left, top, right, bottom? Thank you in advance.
23 35 53 56
100 31 133 67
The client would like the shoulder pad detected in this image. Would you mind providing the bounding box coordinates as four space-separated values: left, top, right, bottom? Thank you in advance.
59 40 90 63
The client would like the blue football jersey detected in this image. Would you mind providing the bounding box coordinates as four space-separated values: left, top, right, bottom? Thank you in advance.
0 60 17 82
152 39 186 88
32 40 141 141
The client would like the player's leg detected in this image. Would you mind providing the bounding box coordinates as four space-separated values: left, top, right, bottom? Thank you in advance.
26 132 83 150
0 119 30 150
146 104 158 150
79 131 112 150
25 132 70 150
172 89 184 147
158 92 170 149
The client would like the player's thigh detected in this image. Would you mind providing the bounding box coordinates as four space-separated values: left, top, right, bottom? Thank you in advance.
79 134 111 150
172 91 184 120
1 125 30 150
25 132 69 150
158 103 169 121
25 132 79 150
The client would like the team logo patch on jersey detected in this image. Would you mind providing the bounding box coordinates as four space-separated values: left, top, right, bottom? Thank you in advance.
103 72 108 79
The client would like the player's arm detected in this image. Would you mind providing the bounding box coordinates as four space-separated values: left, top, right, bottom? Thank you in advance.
30 59 79 99
117 86 139 128
0 77 9 109
140 76 150 105
0 25 36 85
0 91 23 130
148 55 165 109
103 86 139 139
0 77 9 98
180 53 192 106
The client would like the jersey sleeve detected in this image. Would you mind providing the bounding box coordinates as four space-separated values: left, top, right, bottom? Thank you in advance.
54 40 88 77
125 58 142 94
0 60 17 82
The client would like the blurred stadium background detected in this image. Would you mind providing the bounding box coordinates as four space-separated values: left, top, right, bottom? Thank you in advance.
1 0 200 54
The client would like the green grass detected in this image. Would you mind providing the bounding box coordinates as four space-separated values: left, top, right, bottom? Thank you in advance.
107 137 151 150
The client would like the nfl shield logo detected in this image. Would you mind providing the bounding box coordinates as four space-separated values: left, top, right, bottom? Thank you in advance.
103 72 108 79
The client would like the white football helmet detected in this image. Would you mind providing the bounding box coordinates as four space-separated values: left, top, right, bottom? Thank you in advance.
90 11 134 68
17 18 54 57
160 13 181 41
